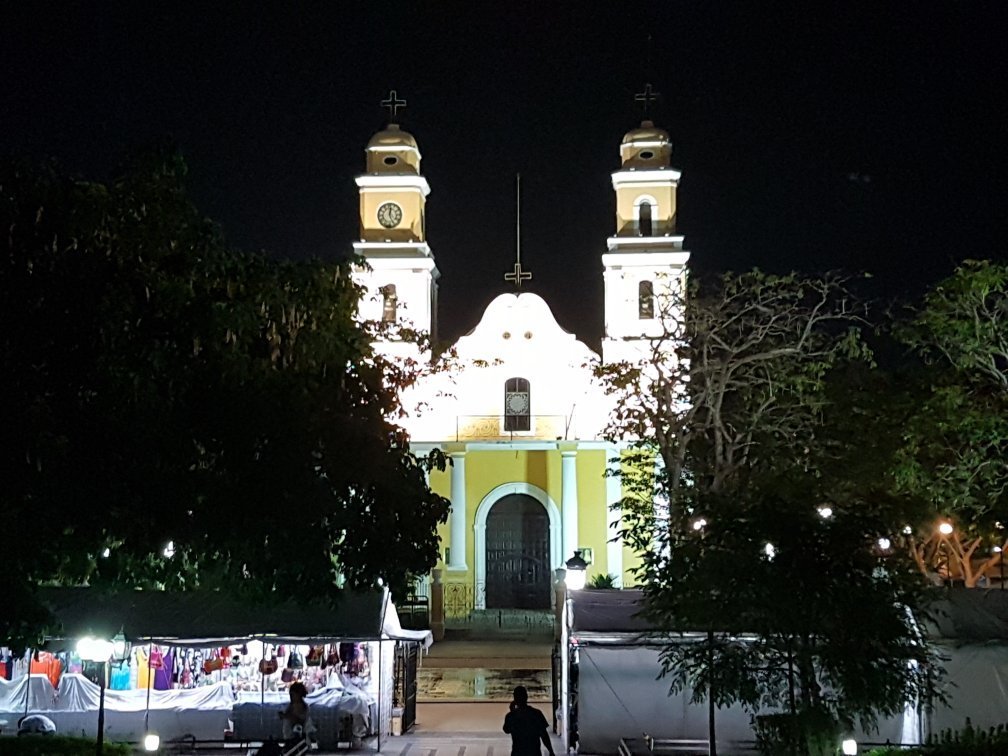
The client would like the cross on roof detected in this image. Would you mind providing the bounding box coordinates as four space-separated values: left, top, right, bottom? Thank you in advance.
505 261 532 287
380 89 407 121
634 83 660 117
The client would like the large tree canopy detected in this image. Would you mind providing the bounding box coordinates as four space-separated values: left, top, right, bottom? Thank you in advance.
1 154 450 648
893 260 1008 585
597 270 938 750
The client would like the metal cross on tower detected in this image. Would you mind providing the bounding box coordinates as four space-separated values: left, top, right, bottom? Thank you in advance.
380 89 407 121
505 174 532 288
634 82 660 117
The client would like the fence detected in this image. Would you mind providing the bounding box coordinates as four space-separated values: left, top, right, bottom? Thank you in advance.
443 581 555 634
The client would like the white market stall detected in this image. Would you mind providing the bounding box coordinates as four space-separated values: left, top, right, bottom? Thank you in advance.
562 589 1008 755
0 587 432 750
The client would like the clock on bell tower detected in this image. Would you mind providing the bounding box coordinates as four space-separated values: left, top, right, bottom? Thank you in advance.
351 92 439 359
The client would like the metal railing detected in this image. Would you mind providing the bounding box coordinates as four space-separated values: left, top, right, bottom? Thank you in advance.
454 414 571 442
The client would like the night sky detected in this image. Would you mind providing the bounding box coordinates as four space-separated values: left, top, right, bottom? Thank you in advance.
2 3 1005 348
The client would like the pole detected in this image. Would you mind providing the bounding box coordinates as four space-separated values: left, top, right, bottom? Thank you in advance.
144 643 152 734
96 661 107 756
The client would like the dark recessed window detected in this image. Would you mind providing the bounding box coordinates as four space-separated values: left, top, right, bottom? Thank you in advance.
380 284 397 322
383 156 398 166
639 280 655 319
639 150 654 159
639 201 653 236
504 377 531 432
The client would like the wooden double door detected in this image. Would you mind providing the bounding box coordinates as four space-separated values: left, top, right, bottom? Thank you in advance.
485 494 551 609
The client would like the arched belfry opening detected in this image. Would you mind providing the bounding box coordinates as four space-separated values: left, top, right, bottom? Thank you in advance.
638 200 653 236
484 494 551 609
380 284 398 322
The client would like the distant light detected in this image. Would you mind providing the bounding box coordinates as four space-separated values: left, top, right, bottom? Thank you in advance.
903 525 913 535
842 738 858 755
817 506 833 519
163 541 175 558
144 733 160 751
994 546 1003 554
76 637 114 663
101 547 111 558
938 522 954 536
692 518 707 531
878 538 891 551
764 543 776 560
996 521 1005 530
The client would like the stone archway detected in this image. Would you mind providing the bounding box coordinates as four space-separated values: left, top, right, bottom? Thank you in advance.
473 482 562 610
484 494 551 609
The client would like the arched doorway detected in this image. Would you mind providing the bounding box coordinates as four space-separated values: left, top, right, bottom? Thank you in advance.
484 494 551 609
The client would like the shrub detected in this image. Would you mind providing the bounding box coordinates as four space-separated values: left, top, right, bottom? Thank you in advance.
754 708 842 756
587 573 618 589
866 720 1008 755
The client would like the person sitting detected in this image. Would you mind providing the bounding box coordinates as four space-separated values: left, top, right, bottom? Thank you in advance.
279 681 310 743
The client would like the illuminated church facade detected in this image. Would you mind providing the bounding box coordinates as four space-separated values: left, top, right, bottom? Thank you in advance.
351 111 689 610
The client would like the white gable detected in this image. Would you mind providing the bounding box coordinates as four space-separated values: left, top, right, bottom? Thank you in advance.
402 293 612 442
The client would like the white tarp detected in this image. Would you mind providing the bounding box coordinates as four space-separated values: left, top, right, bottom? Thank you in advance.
0 674 57 713
576 646 910 754
232 673 376 747
0 674 234 742
930 644 1008 734
383 602 433 650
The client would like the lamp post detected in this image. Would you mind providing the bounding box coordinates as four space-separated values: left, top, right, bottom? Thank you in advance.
565 551 587 591
76 637 114 756
994 545 1004 590
937 521 954 586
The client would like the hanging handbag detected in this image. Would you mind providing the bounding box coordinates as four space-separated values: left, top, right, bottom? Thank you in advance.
259 657 278 675
306 645 322 667
287 648 303 670
203 651 224 674
281 668 294 683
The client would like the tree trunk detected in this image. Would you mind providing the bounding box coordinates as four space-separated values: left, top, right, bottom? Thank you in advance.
708 629 717 756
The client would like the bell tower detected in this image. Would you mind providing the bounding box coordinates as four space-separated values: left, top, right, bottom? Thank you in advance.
602 108 690 366
352 91 439 359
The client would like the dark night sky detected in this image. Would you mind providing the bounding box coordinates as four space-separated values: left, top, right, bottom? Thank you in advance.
2 3 1006 347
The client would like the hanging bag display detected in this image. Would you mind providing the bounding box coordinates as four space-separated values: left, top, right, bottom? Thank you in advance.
286 648 304 670
203 650 224 674
259 649 278 675
306 645 323 667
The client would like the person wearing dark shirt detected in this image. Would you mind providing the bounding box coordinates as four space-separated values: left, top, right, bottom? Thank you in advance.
503 685 555 756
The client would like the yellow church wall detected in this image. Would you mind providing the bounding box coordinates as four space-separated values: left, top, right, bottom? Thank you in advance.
574 449 610 583
422 447 631 590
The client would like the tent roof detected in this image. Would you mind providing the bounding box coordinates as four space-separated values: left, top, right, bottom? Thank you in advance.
569 587 1008 644
36 587 389 646
927 588 1008 642
570 589 651 634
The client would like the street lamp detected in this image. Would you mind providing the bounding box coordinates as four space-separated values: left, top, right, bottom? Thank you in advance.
841 738 858 755
937 521 954 585
817 506 833 519
565 551 588 591
76 637 115 756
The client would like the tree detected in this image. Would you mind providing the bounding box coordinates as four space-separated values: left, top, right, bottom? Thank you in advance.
894 260 1008 586
598 270 938 753
0 154 450 649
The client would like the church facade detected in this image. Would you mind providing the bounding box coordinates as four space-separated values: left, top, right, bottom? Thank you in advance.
351 115 689 610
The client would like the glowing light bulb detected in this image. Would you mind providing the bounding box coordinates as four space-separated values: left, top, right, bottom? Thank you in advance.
817 506 833 519
938 522 953 536
877 537 891 551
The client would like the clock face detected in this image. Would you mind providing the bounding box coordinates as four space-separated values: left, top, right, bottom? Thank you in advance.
377 202 403 229
505 392 530 415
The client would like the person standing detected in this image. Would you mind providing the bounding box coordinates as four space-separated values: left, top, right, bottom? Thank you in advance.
503 685 555 756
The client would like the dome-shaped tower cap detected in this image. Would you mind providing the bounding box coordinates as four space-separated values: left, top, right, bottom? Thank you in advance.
622 120 670 145
367 123 419 151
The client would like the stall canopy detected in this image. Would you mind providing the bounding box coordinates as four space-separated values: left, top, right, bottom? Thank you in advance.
35 587 398 647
